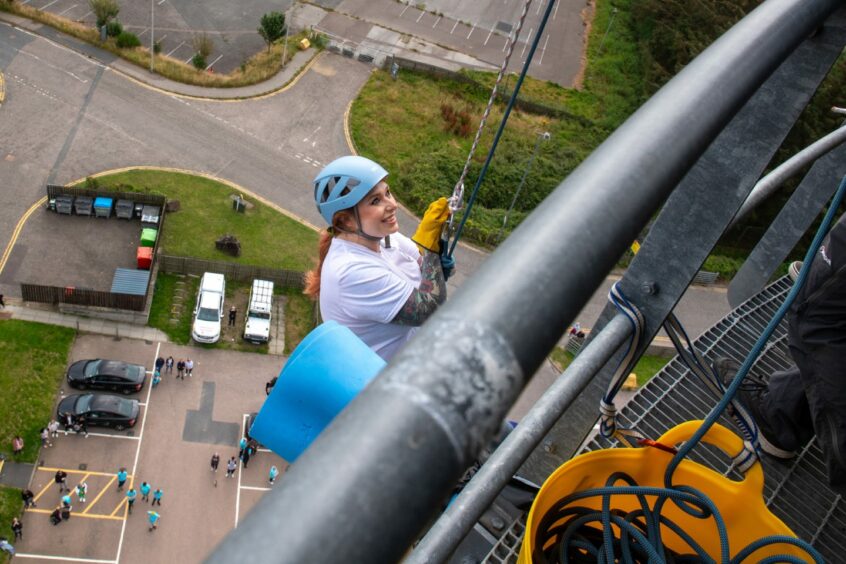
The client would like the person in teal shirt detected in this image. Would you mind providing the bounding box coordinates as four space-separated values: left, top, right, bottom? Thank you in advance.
152 488 162 506
268 465 279 485
126 488 137 514
140 482 151 502
148 510 160 531
117 468 128 491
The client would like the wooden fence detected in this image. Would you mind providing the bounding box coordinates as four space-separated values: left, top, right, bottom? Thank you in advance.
158 255 306 289
20 284 146 311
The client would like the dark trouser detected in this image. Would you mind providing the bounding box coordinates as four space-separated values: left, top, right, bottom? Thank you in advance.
763 344 846 490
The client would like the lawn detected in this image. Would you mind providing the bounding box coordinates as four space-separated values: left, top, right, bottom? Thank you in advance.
0 486 22 561
283 288 317 354
77 170 318 271
550 346 670 387
0 321 76 463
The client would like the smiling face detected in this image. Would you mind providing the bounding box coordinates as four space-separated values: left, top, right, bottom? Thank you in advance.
351 180 399 239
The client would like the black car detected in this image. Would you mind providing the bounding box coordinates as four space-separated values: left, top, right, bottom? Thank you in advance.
57 393 140 431
245 412 264 448
66 359 146 395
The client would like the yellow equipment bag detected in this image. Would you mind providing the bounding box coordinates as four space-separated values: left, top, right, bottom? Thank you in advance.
520 421 807 562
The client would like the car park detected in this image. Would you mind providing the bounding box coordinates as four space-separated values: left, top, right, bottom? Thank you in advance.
244 279 274 344
57 393 141 431
66 359 146 394
192 272 226 343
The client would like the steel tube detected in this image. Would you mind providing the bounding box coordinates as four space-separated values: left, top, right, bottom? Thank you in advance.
208 1 839 562
732 121 846 227
406 314 633 563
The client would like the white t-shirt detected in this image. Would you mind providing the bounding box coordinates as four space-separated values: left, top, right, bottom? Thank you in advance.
320 233 422 361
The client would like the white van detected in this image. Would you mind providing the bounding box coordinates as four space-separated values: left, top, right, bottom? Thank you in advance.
192 272 226 343
244 279 274 344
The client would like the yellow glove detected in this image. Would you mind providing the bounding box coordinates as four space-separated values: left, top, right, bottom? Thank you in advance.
412 197 451 254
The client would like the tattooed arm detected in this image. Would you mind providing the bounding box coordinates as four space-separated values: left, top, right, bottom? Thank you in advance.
391 251 447 326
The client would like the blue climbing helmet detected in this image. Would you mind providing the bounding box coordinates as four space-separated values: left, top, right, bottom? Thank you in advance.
314 156 389 225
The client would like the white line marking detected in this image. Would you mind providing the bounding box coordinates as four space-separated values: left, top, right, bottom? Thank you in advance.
432 16 440 29
450 20 458 33
185 53 195 64
57 3 77 16
20 0 33 4
137 28 149 38
399 4 409 17
165 40 185 56
157 0 166 4
536 0 543 15
15 555 116 563
257 447 271 453
115 342 159 564
81 9 92 19
5 46 88 83
85 432 141 440
484 28 493 45
416 10 424 23
40 0 60 10
553 0 560 20
521 27 533 56
467 23 475 39
302 125 321 143
240 486 271 492
538 33 549 65
205 54 223 70
235 413 247 528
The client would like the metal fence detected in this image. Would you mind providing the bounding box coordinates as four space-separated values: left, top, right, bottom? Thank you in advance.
157 255 305 289
20 284 146 311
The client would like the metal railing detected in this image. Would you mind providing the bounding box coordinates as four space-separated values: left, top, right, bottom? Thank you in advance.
207 0 841 561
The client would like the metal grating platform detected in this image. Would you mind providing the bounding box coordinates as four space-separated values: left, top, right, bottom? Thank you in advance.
482 276 845 561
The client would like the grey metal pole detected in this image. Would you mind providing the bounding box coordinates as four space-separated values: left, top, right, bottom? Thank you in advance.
731 121 846 228
407 314 632 564
206 1 839 562
497 131 550 244
150 0 154 72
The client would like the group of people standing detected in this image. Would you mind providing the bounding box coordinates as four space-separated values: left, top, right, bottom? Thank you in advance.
154 355 194 383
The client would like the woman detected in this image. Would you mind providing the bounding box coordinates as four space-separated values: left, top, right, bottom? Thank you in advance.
305 155 452 361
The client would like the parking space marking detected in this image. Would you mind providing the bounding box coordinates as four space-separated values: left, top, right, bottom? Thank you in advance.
25 508 125 522
467 23 476 39
165 40 185 57
40 0 61 10
115 342 159 563
240 486 271 492
206 54 223 70
81 475 116 514
57 3 77 16
235 413 248 527
40 466 122 477
15 554 116 563
415 10 424 23
432 16 440 29
32 479 55 504
399 3 410 17
450 20 459 34
485 28 494 45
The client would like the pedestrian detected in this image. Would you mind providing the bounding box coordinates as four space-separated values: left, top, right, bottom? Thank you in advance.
61 494 72 508
55 470 69 493
152 488 162 506
176 359 185 380
185 358 194 377
77 415 89 438
155 356 165 374
11 436 23 456
126 488 137 514
165 356 174 375
152 370 161 387
238 436 247 458
21 489 36 509
268 465 279 485
226 456 237 478
0 537 14 556
49 507 62 526
60 504 72 521
305 156 452 362
210 452 220 472
147 510 160 531
140 481 151 502
0 294 5 308
41 427 51 448
76 481 88 503
48 418 60 439
228 305 237 326
265 376 277 396
11 518 22 541
116 468 128 491
64 413 74 435
241 446 251 469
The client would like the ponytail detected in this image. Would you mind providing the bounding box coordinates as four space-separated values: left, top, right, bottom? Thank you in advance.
303 230 333 301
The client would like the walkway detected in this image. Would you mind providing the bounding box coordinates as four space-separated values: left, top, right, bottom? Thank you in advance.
2 304 169 342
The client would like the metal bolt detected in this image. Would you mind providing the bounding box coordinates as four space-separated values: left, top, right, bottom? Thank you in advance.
491 516 505 530
542 440 556 453
641 281 658 296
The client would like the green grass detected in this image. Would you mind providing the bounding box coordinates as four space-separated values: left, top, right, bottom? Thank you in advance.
148 273 197 345
0 321 75 463
283 288 317 354
550 346 670 387
0 486 22 561
79 170 318 270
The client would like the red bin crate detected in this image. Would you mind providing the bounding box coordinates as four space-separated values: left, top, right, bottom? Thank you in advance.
136 246 153 270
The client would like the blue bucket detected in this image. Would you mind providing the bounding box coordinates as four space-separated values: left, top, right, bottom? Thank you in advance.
251 321 386 462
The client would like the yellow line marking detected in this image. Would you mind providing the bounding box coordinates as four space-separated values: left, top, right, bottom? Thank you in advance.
39 466 119 477
26 508 125 521
0 70 5 105
0 195 46 277
0 460 4 476
109 497 127 518
67 166 321 232
33 479 55 504
81 475 116 515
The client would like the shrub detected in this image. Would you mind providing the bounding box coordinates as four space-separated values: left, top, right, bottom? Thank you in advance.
258 11 286 52
439 101 472 137
115 31 140 48
89 0 118 29
192 32 213 60
105 20 122 37
153 40 162 54
192 53 206 70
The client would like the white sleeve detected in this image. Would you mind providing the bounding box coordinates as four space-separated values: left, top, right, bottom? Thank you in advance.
337 260 415 324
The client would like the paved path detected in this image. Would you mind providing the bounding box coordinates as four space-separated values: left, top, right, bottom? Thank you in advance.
3 303 170 341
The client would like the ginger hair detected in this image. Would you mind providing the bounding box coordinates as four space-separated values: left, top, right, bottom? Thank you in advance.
303 211 354 301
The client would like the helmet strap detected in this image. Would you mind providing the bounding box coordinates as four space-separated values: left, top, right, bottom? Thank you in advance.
352 207 385 242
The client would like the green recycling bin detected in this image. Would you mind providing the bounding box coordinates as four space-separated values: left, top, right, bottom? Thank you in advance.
140 228 158 247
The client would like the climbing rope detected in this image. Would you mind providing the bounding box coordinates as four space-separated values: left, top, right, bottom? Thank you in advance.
443 0 559 258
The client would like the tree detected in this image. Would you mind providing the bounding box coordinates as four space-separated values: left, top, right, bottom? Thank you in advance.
191 33 213 70
258 12 286 52
89 0 119 30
